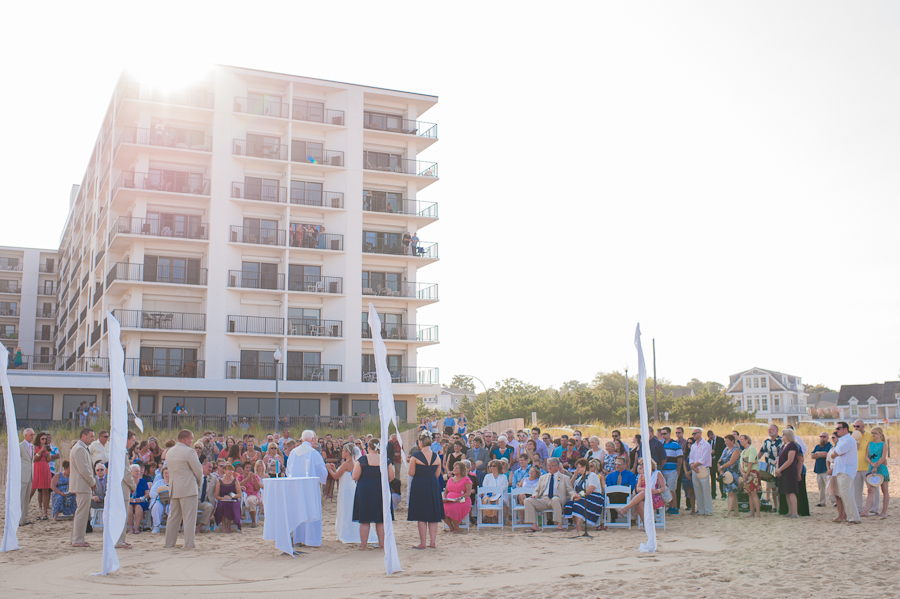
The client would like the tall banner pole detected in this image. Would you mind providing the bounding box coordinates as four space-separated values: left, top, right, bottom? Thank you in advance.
0 344 21 552
367 303 403 575
635 324 657 552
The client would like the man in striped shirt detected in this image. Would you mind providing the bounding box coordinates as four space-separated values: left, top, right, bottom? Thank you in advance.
661 427 683 515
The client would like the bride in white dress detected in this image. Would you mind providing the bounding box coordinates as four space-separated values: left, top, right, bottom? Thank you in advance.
327 443 378 544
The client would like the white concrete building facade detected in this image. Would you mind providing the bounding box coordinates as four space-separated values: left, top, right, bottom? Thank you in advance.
0 246 59 362
7 66 441 425
726 367 810 424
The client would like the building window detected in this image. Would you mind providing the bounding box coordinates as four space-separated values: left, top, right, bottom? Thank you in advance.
868 399 878 418
162 396 226 415
62 394 97 419
363 189 403 213
290 180 324 206
850 402 858 417
773 394 781 408
291 140 324 164
362 271 402 295
760 377 767 388
12 394 54 420
288 264 323 292
286 350 322 381
761 395 768 411
140 347 198 377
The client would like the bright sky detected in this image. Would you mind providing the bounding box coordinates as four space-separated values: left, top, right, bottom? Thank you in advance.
1 2 898 391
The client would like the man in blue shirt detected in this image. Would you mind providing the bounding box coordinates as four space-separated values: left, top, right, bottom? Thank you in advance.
605 457 637 523
443 414 456 435
530 427 549 462
811 433 833 507
551 434 568 459
661 427 683 514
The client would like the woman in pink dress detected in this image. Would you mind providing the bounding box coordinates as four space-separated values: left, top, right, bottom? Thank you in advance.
442 461 473 533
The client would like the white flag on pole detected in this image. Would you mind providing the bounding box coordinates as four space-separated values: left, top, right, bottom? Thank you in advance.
367 303 403 575
0 344 21 552
95 312 142 575
635 324 657 553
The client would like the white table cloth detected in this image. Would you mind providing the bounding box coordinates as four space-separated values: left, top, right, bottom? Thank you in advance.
262 477 321 556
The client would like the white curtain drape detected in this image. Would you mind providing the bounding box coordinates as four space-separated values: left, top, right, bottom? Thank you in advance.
635 324 657 553
0 344 21 552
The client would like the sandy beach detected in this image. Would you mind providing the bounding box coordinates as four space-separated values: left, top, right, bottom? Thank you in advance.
1 439 895 598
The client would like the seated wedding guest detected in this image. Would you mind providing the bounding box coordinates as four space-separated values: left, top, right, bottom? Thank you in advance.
149 466 170 533
218 436 236 460
243 441 262 465
629 435 642 473
738 435 761 518
482 460 508 524
511 454 532 488
263 443 284 478
605 456 637 523
442 462 472 533
50 460 77 521
127 464 150 534
586 436 605 462
565 458 606 533
196 461 216 533
519 465 541 501
613 439 630 469
467 436 490 478
492 435 514 462
531 454 547 475
91 461 107 512
524 457 574 532
242 461 262 528
445 440 466 478
602 442 618 476
561 439 580 471
353 438 394 550
391 478 402 511
616 458 666 521
225 443 242 467
551 436 566 459
214 463 242 533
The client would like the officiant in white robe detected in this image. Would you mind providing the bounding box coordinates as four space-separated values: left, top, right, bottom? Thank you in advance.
285 430 328 546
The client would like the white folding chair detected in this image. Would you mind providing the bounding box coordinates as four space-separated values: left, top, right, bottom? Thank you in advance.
539 506 561 530
638 505 666 531
476 486 507 530
90 507 104 529
508 488 533 530
604 484 633 529
442 503 471 531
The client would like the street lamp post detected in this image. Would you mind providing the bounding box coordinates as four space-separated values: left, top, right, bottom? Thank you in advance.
274 347 282 428
463 374 490 428
625 366 630 428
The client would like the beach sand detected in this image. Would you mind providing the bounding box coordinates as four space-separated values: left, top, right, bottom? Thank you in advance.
0 441 895 598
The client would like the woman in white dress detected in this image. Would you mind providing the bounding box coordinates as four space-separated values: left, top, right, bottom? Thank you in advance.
327 443 378 544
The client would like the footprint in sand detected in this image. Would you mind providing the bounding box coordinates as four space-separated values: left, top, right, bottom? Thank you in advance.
560 573 583 578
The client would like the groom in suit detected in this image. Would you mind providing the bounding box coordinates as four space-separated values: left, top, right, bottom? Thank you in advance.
524 458 574 532
19 428 35 526
165 429 203 549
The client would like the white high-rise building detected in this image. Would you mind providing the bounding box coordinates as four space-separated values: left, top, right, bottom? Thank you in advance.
8 65 440 425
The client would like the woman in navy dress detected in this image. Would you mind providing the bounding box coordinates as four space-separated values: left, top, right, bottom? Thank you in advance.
408 433 445 549
352 438 394 550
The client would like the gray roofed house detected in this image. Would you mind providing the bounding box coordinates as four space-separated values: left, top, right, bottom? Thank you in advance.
726 367 810 424
835 381 900 422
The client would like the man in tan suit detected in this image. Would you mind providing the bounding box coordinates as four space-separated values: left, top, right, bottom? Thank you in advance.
196 460 217 534
69 428 97 546
165 429 203 549
115 431 138 549
524 457 574 532
19 428 35 526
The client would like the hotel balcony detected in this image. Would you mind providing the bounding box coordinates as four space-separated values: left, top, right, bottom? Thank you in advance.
361 323 438 344
362 281 438 303
113 126 212 167
287 275 343 295
362 153 438 186
39 264 56 274
287 318 343 338
292 148 345 168
362 196 437 224
112 171 211 209
0 329 19 341
291 189 344 209
37 284 57 296
34 328 56 341
233 96 289 119
36 308 57 319
227 315 284 335
231 181 287 204
363 112 438 151
362 238 438 262
126 358 205 378
293 103 345 127
7 355 109 373
109 216 209 247
287 364 343 382
289 232 344 252
227 270 285 292
226 361 282 381
230 226 286 247
0 262 22 272
0 283 21 295
107 263 208 289
233 139 288 161
116 81 215 121
0 307 20 317
361 366 439 384
113 309 207 332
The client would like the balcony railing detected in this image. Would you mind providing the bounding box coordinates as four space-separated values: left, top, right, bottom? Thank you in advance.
36 308 57 318
5 355 109 373
117 126 212 152
119 81 215 110
110 216 208 243
227 315 284 335
363 154 438 178
362 281 438 300
126 358 205 378
361 366 439 384
234 97 289 118
293 104 345 126
233 139 288 161
291 189 344 209
287 364 343 382
113 309 207 332
0 330 19 340
90 323 101 347
292 148 344 167
363 196 437 218
363 238 438 258
34 329 56 341
287 275 343 294
226 361 283 380
289 232 344 251
115 170 210 196
0 262 22 272
38 285 57 296
287 319 342 337
227 270 285 291
0 307 20 317
39 264 56 274
107 263 208 287
361 323 438 342
230 226 286 246
0 284 21 294
231 181 287 204
364 113 438 138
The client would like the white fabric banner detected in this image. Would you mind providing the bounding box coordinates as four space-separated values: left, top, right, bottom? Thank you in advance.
635 324 657 553
96 312 142 575
1 344 21 552
367 303 403 575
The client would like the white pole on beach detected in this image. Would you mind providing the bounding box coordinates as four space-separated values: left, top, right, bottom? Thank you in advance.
635 324 657 553
0 344 21 552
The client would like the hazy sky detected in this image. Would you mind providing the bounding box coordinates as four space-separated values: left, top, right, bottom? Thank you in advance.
1 2 897 391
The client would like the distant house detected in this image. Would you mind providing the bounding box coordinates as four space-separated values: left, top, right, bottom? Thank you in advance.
807 392 840 418
726 367 809 424
835 381 900 423
421 387 472 413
